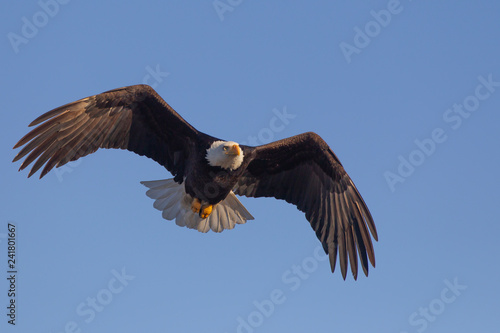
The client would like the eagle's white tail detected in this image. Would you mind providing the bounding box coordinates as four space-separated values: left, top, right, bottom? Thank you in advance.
140 179 254 233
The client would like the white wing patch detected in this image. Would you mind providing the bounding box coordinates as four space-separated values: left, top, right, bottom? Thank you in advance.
140 178 254 233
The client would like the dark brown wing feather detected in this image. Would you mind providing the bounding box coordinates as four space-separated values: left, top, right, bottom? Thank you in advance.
235 132 378 280
13 85 200 179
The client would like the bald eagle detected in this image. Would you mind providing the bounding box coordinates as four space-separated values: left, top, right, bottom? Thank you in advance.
12 85 378 280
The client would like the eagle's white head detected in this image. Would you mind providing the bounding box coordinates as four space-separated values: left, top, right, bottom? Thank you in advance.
206 141 244 170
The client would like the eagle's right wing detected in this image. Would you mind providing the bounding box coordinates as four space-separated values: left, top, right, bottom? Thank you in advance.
13 85 201 180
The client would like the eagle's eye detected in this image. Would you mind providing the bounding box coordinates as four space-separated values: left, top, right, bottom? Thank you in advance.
223 146 228 151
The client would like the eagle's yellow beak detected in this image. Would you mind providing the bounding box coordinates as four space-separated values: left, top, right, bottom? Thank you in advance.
226 144 241 156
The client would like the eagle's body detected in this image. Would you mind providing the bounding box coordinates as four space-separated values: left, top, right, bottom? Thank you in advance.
184 142 246 205
13 84 378 280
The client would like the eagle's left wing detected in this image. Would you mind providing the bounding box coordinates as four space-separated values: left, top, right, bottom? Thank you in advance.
234 132 378 280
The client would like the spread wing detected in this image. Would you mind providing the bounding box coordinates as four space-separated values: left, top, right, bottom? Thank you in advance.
235 132 378 280
13 85 200 180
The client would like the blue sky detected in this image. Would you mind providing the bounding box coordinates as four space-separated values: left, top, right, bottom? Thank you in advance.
2 1 500 332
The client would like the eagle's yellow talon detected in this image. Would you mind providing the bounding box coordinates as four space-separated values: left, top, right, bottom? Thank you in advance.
200 204 213 219
191 198 201 213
